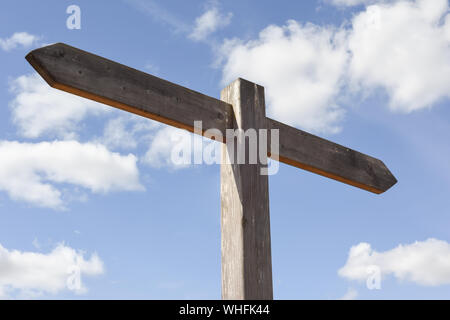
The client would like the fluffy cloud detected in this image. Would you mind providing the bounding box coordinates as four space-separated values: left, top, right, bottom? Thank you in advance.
0 140 144 209
190 5 233 41
142 126 220 169
143 126 198 169
339 238 450 286
9 73 109 139
220 0 450 133
221 20 348 134
97 115 159 151
348 0 450 112
0 243 103 298
0 32 39 51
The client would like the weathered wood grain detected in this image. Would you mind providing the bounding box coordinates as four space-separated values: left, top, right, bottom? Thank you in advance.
25 43 397 194
221 78 273 300
26 42 230 135
267 119 397 194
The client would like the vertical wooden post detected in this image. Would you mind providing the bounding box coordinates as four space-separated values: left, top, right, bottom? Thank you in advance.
220 78 273 300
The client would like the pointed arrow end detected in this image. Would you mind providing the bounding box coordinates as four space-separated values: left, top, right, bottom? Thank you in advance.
374 161 397 194
25 43 71 88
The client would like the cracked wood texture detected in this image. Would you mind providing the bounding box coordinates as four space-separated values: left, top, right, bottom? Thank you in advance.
221 78 273 300
25 42 396 193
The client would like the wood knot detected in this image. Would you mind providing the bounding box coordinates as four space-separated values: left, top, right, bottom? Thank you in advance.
242 217 247 228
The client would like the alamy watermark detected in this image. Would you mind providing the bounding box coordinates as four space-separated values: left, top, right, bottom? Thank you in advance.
170 121 280 175
66 264 82 291
366 265 381 290
66 5 81 30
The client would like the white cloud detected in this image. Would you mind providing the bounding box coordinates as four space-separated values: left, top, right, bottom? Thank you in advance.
339 287 358 300
219 0 450 134
348 0 450 112
190 6 233 41
0 287 7 299
9 73 109 139
97 115 159 151
142 126 196 169
0 243 103 298
0 32 39 51
0 140 144 209
220 20 348 134
102 117 138 150
127 0 231 41
330 0 385 6
142 126 220 169
126 0 189 33
339 238 450 286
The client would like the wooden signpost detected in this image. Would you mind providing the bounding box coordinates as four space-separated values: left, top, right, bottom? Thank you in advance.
26 43 397 299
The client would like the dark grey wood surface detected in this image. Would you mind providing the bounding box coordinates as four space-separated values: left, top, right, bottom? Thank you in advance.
267 119 397 194
26 42 229 135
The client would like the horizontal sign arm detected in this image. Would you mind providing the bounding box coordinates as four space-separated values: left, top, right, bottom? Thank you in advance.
26 43 397 194
26 43 229 135
266 118 396 194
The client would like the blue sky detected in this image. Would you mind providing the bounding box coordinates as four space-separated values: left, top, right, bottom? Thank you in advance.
1 0 450 299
